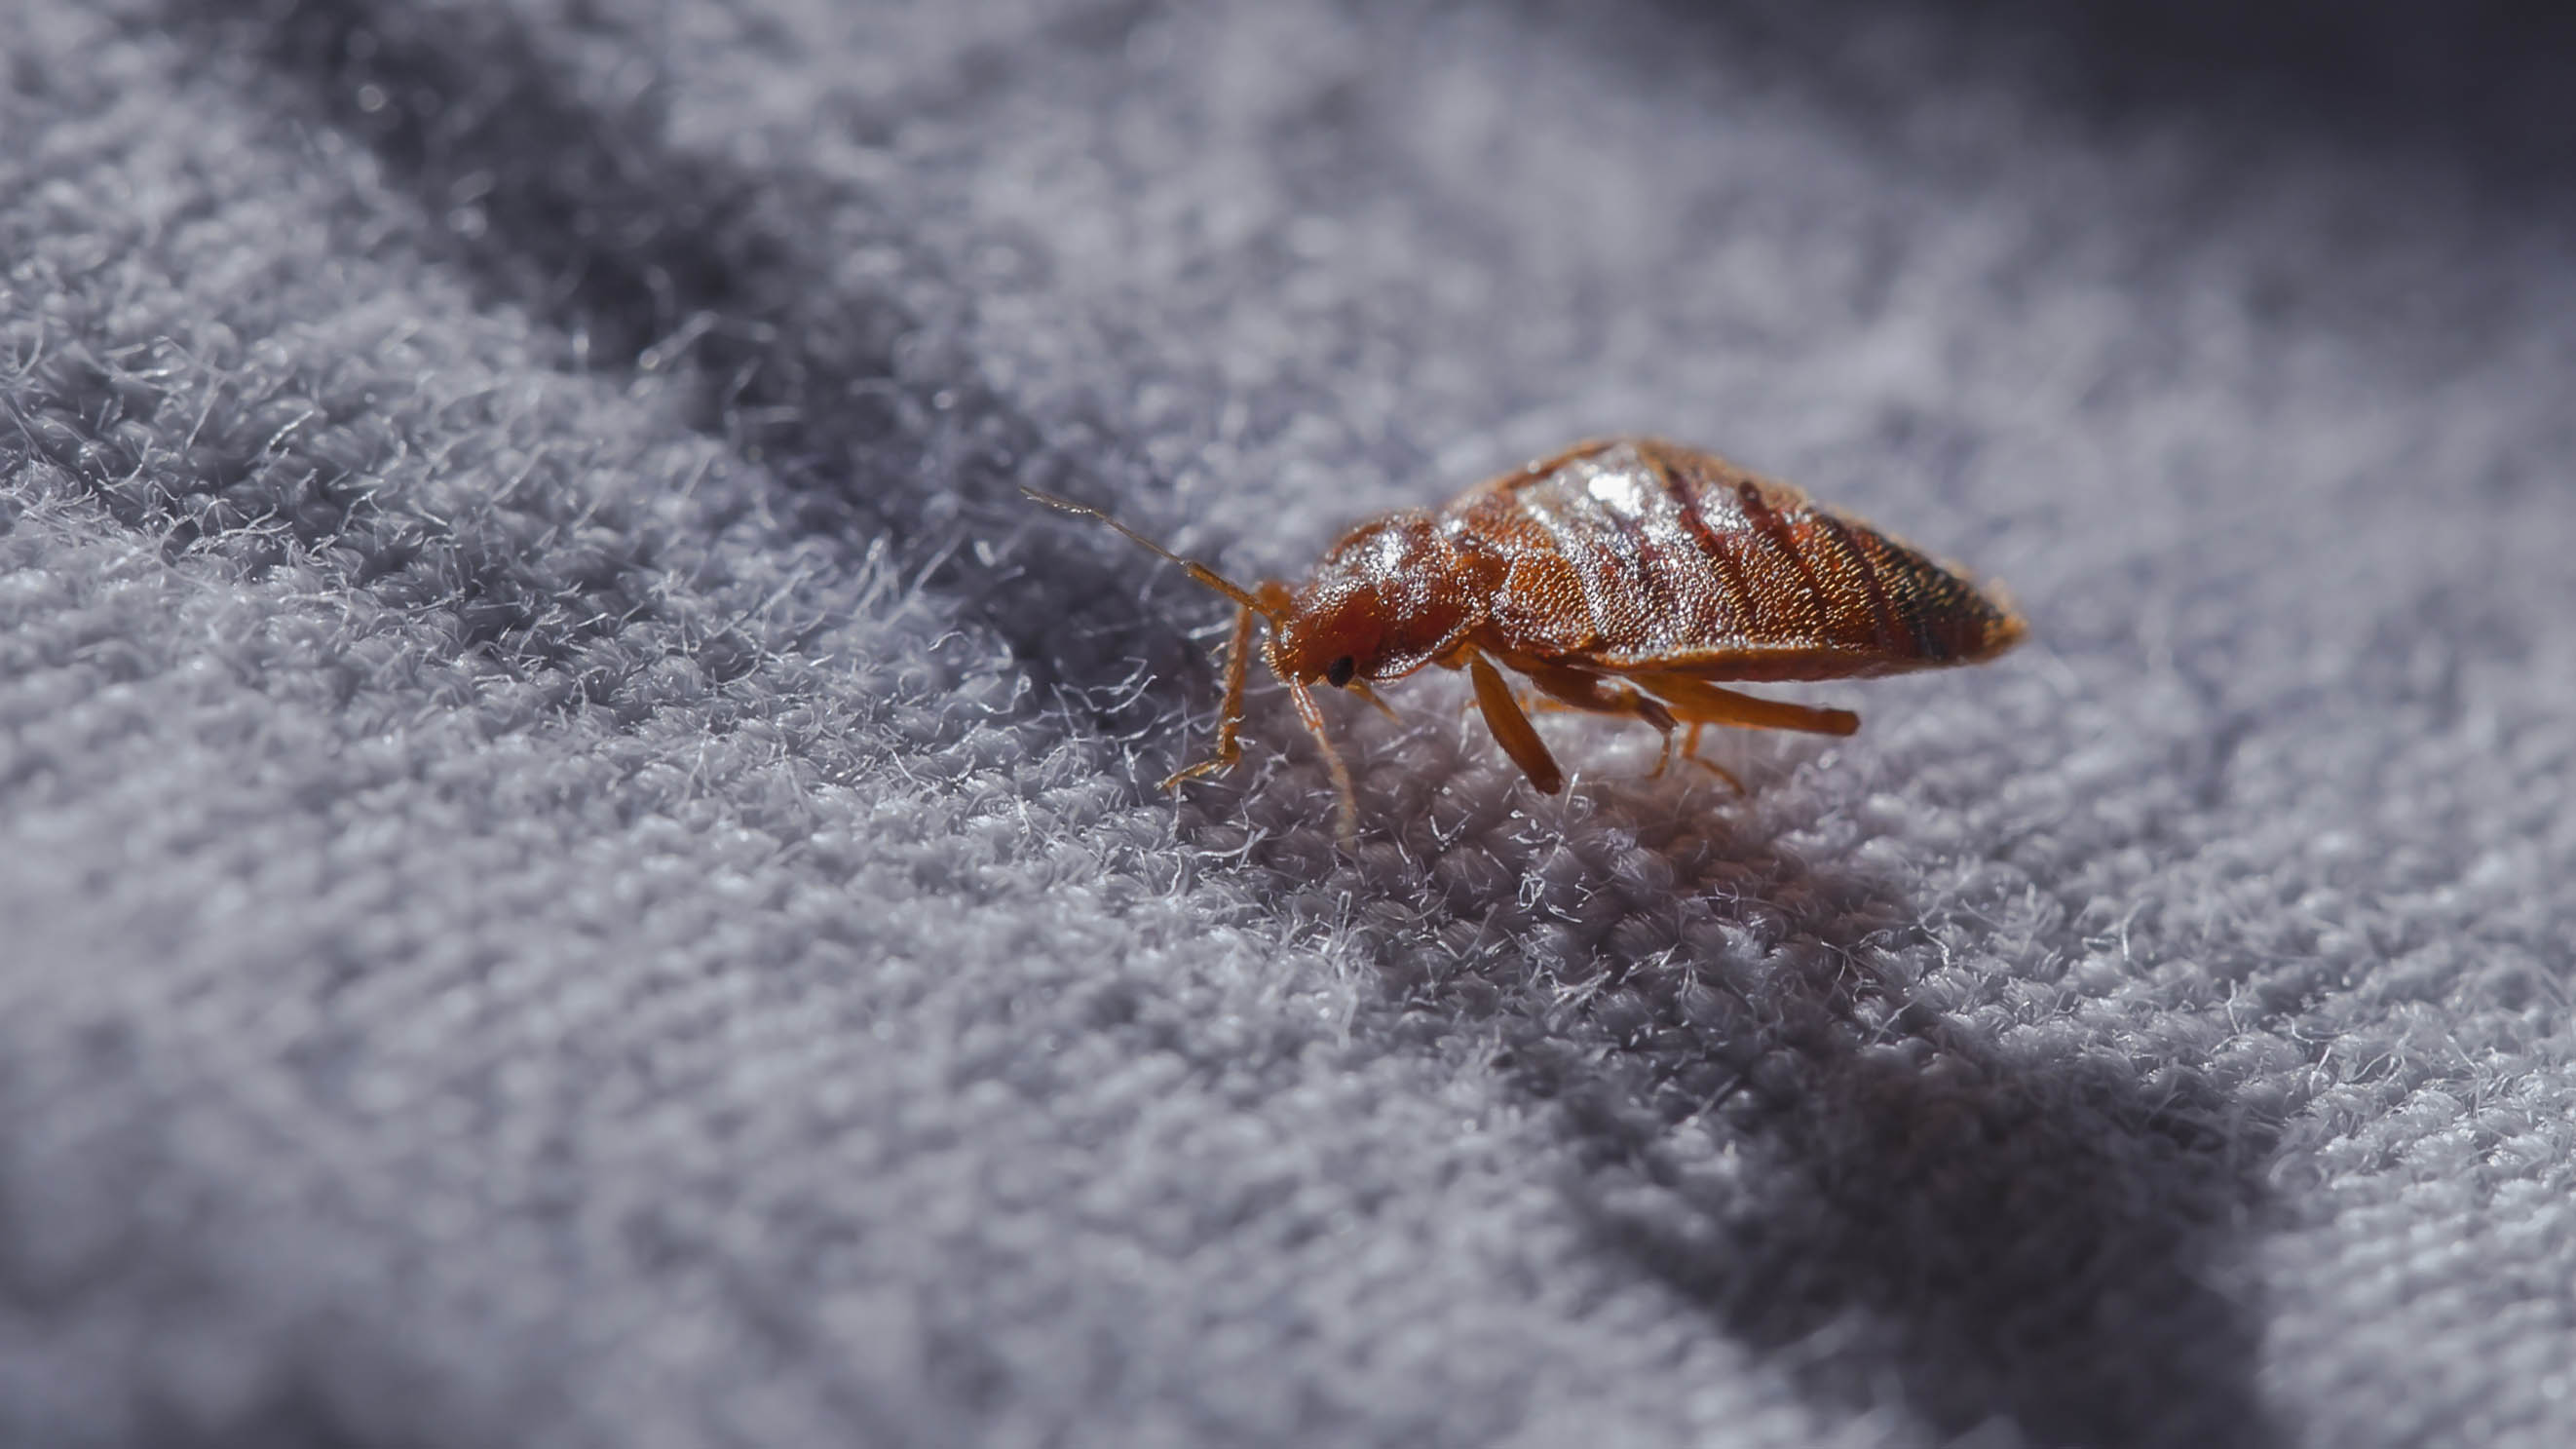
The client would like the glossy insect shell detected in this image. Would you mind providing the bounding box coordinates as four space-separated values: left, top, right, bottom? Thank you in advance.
1270 513 1494 686
1279 437 2024 687
1022 435 2024 847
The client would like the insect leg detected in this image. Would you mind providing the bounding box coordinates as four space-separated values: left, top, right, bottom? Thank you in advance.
1161 601 1258 790
1629 671 1861 737
1284 670 1362 847
1500 656 1735 785
1347 679 1401 723
1514 658 1678 731
1659 721 1742 793
1467 653 1565 796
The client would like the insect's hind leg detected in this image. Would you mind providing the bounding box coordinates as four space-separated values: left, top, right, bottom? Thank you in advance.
1629 670 1861 743
1631 671 1862 791
1655 722 1744 792
1514 658 1676 729
1506 657 1745 786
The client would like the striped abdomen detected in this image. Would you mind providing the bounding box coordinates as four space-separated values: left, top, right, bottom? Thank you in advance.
1442 438 2025 681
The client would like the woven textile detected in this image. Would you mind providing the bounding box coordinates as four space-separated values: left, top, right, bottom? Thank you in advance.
7 3 2575 1445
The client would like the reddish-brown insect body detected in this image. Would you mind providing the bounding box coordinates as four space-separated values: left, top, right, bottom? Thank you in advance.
1030 437 2026 845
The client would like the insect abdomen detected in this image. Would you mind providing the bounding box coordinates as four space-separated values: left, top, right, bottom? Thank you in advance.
1445 438 2023 679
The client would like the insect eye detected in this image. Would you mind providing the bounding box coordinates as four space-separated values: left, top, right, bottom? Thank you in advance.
1325 656 1357 688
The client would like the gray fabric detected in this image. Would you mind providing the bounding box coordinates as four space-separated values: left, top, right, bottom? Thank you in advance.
6 1 2574 1445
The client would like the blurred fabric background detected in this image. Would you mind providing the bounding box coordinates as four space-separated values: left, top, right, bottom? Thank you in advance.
7 2 2575 1445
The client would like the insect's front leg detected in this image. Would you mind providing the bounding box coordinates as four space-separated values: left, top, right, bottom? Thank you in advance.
1161 601 1259 790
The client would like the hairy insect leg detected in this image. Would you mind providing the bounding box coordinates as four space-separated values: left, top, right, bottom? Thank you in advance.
1660 722 1745 791
1467 653 1565 796
1161 601 1259 790
1283 667 1362 848
1629 671 1862 737
1503 656 1741 784
1652 721 1742 792
1347 679 1400 723
1514 658 1677 731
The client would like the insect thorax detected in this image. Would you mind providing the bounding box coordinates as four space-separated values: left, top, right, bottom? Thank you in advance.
1273 513 1496 684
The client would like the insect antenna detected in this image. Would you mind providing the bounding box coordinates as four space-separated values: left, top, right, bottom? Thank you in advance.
1021 488 1276 617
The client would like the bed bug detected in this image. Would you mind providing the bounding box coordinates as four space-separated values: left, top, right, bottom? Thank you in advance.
1027 437 2026 845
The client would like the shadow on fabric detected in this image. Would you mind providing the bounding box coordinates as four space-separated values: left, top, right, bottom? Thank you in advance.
1548 966 2278 1447
1339 797 2281 1449
197 2 2293 1440
193 0 1197 737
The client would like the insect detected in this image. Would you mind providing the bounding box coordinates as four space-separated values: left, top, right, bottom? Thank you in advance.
1028 437 2026 845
